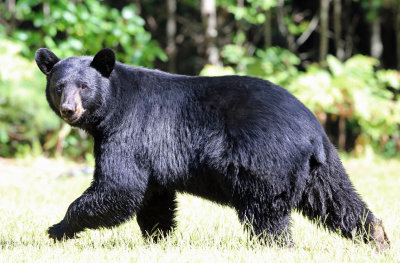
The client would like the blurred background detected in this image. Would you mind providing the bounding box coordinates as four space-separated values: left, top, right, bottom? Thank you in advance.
0 0 400 161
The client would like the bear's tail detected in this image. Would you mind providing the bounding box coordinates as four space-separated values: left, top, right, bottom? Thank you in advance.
298 136 390 251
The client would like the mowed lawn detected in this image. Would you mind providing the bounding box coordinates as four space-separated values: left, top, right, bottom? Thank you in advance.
0 156 399 262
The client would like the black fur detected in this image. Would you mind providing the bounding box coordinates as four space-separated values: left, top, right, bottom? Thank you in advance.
36 48 389 248
90 48 115 78
35 48 60 75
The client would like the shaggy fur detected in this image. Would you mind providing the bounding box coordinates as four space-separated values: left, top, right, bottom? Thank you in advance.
35 48 389 250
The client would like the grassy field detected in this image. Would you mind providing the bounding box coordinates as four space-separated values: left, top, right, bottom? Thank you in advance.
0 156 399 262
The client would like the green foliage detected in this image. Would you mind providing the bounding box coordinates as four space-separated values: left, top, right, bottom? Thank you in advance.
292 55 400 149
218 0 278 24
0 38 52 157
219 0 307 38
1 0 166 66
221 45 300 87
0 39 92 159
359 0 383 22
200 65 235 76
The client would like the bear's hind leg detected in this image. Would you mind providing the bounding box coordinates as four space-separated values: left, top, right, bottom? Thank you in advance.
136 189 177 241
299 142 390 251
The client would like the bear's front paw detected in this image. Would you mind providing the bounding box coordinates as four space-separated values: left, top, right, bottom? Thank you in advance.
48 220 75 241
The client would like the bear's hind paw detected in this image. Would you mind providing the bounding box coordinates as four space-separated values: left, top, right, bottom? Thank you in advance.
48 220 76 241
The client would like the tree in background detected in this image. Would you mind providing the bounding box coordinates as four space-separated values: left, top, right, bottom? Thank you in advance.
201 0 221 66
0 0 400 158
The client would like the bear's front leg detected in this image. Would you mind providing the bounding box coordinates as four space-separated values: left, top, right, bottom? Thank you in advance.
48 179 146 240
237 202 293 247
48 147 149 241
231 174 294 247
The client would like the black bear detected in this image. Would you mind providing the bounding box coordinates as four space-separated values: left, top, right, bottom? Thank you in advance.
35 48 389 250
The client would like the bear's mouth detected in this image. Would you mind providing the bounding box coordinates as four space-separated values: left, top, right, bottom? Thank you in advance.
62 114 81 123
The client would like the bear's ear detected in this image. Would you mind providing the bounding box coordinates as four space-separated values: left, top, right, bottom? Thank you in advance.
35 48 60 75
90 48 116 78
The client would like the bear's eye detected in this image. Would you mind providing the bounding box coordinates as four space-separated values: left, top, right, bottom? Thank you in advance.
80 84 88 90
56 84 64 93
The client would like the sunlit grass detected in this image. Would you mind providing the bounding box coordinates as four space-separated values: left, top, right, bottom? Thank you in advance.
0 156 399 262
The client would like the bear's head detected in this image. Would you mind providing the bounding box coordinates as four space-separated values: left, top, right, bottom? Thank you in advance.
35 48 116 128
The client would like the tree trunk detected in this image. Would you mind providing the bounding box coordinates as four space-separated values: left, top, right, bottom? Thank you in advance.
276 0 296 52
338 116 346 151
236 0 244 45
369 3 383 61
166 0 177 73
370 18 383 60
134 0 141 15
396 0 400 70
5 0 16 35
333 0 344 60
319 0 330 64
343 0 355 60
264 8 272 48
201 0 221 66
43 1 50 19
55 123 71 157
6 0 15 13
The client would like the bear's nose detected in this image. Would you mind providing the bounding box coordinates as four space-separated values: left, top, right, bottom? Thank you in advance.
61 104 75 117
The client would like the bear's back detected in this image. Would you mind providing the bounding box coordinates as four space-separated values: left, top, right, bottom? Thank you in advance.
189 75 326 176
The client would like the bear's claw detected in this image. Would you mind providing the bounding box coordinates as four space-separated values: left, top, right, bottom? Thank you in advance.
370 220 390 252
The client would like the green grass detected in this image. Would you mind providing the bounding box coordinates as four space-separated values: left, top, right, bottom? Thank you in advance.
0 156 399 262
